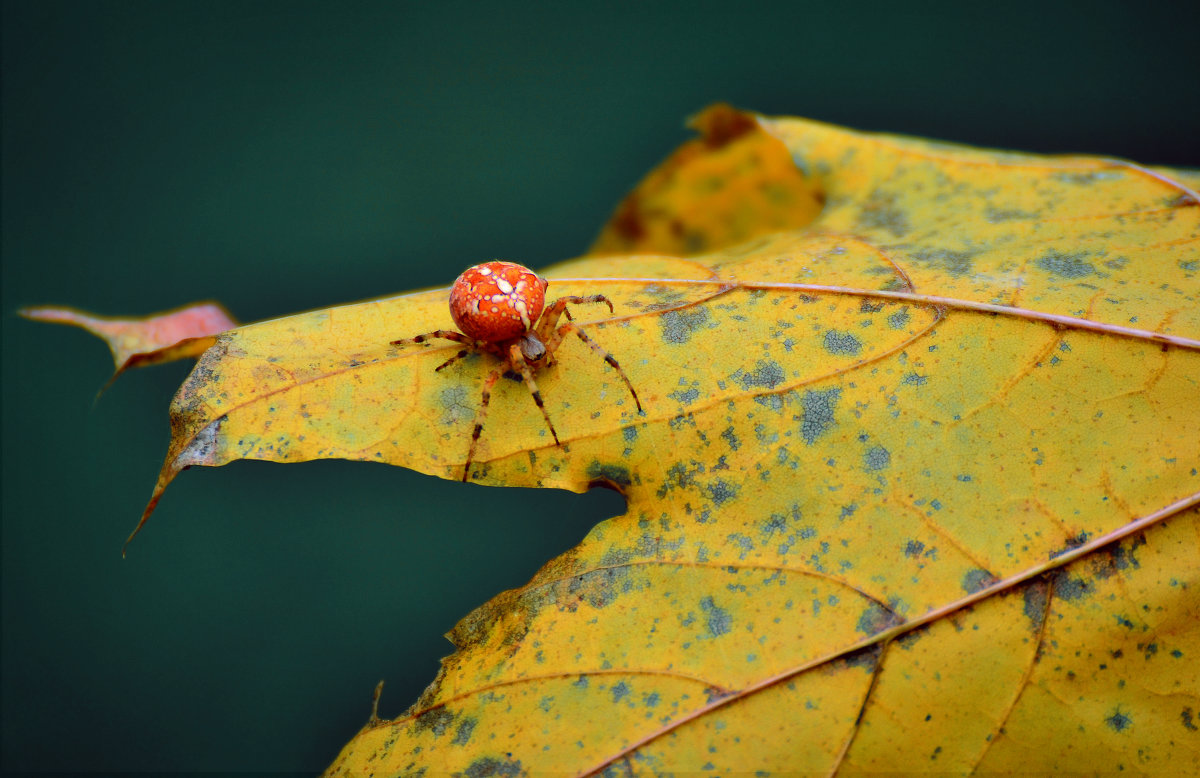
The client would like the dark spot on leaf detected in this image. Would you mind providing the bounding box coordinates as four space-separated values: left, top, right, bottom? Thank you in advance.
863 445 891 471
734 359 786 390
1048 531 1090 560
800 388 841 445
704 687 732 705
1104 708 1132 733
856 602 903 636
452 717 477 745
566 567 630 609
727 532 754 558
857 189 910 237
693 103 759 147
656 460 703 498
413 707 456 737
961 568 997 594
1036 249 1095 279
984 206 1039 223
606 194 646 245
841 643 883 672
887 308 912 329
909 248 979 278
610 680 631 703
706 479 738 506
1182 707 1198 732
464 756 524 778
699 596 731 637
600 546 633 566
1092 533 1146 579
439 385 472 426
720 426 741 451
658 307 711 345
1023 580 1049 631
669 386 700 405
587 462 632 488
897 625 927 650
823 330 862 356
642 287 688 310
1053 575 1092 601
600 759 634 778
754 394 784 411
903 540 925 558
761 513 788 539
667 413 697 431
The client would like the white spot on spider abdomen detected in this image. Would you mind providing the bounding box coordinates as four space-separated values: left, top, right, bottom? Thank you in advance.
514 298 531 329
495 277 514 294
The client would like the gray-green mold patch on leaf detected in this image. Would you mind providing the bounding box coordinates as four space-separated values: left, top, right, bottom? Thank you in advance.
658 307 712 345
1036 249 1095 279
799 387 842 445
823 330 862 356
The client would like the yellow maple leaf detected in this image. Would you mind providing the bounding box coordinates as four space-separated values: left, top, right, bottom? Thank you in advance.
26 106 1200 773
320 108 1200 774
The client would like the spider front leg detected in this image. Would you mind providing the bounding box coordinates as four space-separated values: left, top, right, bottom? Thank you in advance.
460 345 561 482
505 341 561 447
462 366 504 482
546 322 643 413
391 330 483 372
535 295 614 352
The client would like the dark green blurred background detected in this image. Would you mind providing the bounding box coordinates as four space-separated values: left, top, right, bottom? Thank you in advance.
3 1 1197 772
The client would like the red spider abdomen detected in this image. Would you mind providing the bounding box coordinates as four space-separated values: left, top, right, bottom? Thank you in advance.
449 261 548 342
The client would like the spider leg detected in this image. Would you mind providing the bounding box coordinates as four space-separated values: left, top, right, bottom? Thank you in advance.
462 366 504 482
536 295 614 343
506 341 561 447
393 330 487 372
434 349 472 372
390 330 475 347
549 322 643 413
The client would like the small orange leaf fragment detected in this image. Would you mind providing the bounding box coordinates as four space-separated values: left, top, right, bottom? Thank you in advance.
21 302 237 379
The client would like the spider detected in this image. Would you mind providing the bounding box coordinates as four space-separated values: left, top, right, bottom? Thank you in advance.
391 261 642 481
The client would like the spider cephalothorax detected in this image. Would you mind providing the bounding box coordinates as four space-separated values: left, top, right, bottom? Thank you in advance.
391 261 642 481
